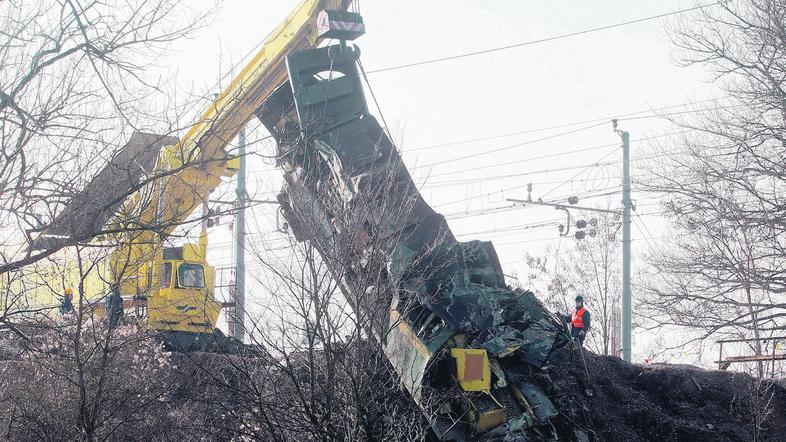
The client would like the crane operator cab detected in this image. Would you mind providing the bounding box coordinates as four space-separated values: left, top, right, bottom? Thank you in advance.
145 243 221 349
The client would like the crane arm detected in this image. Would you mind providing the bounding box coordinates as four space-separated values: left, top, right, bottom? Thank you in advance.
111 0 345 275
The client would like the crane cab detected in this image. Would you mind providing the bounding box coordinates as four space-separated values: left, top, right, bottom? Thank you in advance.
146 244 221 337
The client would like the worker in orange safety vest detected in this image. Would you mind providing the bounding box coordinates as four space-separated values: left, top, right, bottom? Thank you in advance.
564 295 591 345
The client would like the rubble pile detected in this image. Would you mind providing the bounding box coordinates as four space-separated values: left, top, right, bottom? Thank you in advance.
542 348 786 441
176 342 786 441
2 324 786 441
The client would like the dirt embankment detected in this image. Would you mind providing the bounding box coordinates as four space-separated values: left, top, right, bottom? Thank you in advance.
544 349 786 441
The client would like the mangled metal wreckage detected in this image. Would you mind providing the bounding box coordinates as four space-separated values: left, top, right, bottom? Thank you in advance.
256 43 571 440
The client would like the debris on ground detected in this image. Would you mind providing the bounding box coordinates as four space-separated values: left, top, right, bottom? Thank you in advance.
542 347 786 441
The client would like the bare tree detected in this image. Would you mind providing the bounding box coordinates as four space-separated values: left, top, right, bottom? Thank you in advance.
640 0 786 376
0 318 201 441
0 0 217 275
0 2 237 440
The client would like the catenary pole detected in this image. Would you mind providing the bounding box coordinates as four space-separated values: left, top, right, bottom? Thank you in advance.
620 128 632 362
234 127 247 343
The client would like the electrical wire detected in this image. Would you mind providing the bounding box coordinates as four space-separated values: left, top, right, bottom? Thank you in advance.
406 97 729 153
455 220 563 238
492 236 568 247
539 148 620 199
420 147 677 194
430 150 662 210
428 151 622 205
415 121 608 169
426 141 618 179
366 3 719 74
358 59 394 143
633 213 669 259
420 129 689 184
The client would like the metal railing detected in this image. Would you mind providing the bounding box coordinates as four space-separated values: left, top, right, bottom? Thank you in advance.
716 336 786 377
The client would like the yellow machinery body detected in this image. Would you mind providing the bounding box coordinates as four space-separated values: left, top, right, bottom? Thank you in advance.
15 0 343 338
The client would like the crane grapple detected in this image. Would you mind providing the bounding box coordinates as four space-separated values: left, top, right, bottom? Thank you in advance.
256 42 571 441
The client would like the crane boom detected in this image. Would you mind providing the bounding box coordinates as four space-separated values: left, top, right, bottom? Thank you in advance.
115 0 333 269
108 0 355 341
23 0 350 345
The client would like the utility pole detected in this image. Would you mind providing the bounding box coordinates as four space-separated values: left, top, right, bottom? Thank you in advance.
614 120 632 362
234 127 247 343
507 122 633 361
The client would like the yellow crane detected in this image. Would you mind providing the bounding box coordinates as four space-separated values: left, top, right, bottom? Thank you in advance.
23 0 352 349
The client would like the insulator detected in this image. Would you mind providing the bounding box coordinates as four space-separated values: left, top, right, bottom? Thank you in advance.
568 196 579 205
575 230 586 240
576 219 587 229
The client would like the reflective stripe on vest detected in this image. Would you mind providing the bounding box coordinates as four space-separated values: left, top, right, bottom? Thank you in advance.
571 307 586 329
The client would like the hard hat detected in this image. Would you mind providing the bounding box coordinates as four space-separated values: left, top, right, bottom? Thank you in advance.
575 295 584 302
64 288 73 295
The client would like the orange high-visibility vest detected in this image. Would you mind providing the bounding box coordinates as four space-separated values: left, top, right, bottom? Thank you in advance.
571 307 587 329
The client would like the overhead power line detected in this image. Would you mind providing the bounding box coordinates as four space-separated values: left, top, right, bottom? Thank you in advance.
423 151 622 190
406 97 729 153
418 129 688 188
416 121 608 170
367 3 719 74
455 219 564 238
431 149 666 210
539 148 622 199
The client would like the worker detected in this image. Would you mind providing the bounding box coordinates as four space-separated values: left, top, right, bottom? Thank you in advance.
106 286 124 327
567 295 591 345
59 288 74 315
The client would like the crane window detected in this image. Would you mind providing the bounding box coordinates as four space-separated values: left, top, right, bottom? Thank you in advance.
159 263 172 288
177 263 205 288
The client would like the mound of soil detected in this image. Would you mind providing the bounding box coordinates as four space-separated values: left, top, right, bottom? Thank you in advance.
3 327 784 441
545 348 786 441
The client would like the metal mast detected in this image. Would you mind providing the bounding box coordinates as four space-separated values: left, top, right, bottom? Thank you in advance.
616 122 632 362
234 127 247 342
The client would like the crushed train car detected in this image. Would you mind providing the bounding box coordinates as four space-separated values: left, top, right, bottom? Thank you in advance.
256 40 573 440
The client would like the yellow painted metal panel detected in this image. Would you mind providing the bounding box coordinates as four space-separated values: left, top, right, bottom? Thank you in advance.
450 348 492 391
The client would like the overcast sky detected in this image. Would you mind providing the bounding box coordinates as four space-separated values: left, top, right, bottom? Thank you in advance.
167 1 724 362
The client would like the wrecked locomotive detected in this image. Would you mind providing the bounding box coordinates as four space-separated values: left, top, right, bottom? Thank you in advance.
255 33 572 441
